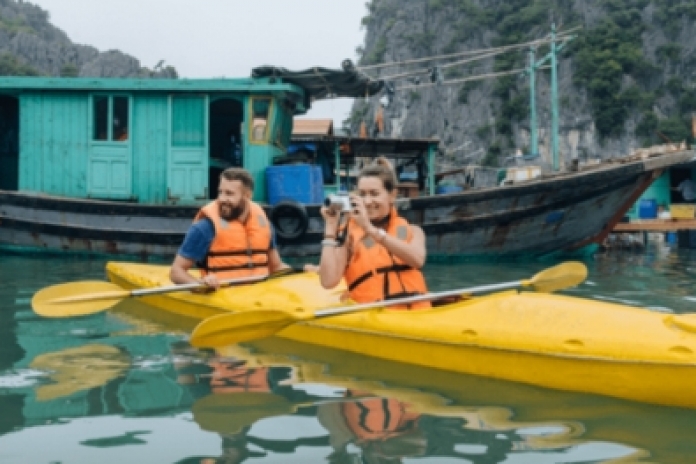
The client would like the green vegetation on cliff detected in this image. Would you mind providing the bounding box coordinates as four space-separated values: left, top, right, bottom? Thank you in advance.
0 53 41 76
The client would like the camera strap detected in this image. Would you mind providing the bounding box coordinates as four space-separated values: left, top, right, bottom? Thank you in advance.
335 213 350 246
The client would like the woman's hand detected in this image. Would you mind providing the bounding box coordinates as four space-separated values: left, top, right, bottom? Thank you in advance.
320 205 341 236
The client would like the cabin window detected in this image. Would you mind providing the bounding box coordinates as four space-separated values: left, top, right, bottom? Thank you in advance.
274 101 293 149
92 95 129 142
93 96 108 141
250 97 271 143
172 96 205 147
113 96 129 141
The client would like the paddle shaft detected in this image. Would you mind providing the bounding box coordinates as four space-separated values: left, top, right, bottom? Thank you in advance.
188 261 587 347
48 274 270 305
315 280 524 317
129 274 268 297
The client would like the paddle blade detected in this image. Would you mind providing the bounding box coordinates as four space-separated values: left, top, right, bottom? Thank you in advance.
32 281 129 317
190 310 303 348
524 261 588 293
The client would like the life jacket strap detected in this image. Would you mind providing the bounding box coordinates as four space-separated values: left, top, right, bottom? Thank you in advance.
347 264 413 292
205 257 269 272
207 248 269 257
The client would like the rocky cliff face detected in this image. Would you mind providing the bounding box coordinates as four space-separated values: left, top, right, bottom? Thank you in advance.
353 0 696 171
0 0 176 78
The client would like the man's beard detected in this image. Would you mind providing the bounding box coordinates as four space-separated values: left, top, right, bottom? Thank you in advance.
220 200 246 221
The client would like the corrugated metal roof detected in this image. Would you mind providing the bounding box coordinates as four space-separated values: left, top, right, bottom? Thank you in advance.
292 119 334 136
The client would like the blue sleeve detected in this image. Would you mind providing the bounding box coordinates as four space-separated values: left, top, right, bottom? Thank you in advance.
177 218 215 263
178 217 276 261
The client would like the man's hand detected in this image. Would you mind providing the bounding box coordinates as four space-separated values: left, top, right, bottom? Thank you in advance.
200 274 221 289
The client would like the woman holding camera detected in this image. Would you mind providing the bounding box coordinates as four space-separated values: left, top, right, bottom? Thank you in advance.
318 157 430 309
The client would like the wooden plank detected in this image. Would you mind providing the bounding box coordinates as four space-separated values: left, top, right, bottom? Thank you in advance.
613 219 696 232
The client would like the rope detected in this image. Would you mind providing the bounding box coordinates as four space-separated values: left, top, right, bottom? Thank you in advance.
358 26 580 72
395 65 550 91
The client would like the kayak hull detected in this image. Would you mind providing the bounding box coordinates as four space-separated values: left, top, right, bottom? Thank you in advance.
106 261 696 409
278 320 696 410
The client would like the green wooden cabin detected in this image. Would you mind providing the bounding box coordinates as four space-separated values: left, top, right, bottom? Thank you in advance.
628 166 696 220
0 76 307 204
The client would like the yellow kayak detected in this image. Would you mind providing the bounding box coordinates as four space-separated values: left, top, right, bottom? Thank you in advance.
106 261 696 409
105 261 346 319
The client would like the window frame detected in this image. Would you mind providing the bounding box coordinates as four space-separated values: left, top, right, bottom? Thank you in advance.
248 96 274 145
90 94 131 144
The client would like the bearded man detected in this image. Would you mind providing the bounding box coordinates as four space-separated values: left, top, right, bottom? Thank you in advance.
170 167 289 289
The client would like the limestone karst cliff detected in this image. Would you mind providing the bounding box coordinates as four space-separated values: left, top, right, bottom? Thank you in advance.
0 0 176 78
352 0 696 170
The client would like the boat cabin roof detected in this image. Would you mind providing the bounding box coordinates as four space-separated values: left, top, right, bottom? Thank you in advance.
0 76 294 92
0 61 383 114
291 135 437 160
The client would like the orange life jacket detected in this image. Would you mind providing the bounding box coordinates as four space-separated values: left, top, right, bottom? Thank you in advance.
344 209 429 309
341 395 419 442
208 362 273 394
194 200 271 279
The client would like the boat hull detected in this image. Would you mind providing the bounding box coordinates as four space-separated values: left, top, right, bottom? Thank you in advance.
106 261 696 409
3 150 694 260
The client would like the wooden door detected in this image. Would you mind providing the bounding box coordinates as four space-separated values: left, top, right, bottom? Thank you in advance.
168 95 209 203
87 95 133 199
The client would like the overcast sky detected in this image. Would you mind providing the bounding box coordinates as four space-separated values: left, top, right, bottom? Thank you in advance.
31 0 368 125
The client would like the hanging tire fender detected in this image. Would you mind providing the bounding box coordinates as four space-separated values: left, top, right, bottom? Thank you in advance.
269 200 309 241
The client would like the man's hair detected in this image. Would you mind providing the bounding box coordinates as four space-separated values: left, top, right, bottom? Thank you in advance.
220 167 254 192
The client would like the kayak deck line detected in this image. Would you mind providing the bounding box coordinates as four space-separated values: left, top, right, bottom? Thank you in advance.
296 317 696 367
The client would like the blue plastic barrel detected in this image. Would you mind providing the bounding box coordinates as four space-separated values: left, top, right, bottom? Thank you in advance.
265 164 323 206
638 199 657 219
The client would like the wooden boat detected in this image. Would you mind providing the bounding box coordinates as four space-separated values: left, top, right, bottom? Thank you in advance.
106 261 696 410
277 145 695 259
2 148 694 260
1 65 693 260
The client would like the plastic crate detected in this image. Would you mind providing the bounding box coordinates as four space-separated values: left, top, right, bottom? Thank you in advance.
265 164 323 206
638 199 657 219
671 204 695 220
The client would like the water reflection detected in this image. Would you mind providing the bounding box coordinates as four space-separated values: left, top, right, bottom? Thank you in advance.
29 344 130 401
4 251 696 462
165 340 647 464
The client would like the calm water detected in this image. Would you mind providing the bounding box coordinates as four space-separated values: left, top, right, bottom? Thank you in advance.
2 242 696 463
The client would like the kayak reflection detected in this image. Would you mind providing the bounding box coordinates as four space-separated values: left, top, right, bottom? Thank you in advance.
176 343 608 464
113 301 688 463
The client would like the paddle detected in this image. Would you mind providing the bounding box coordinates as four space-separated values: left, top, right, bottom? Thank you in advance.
32 274 271 318
189 261 587 348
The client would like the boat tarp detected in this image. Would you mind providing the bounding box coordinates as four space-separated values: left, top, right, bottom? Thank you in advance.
251 60 383 102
